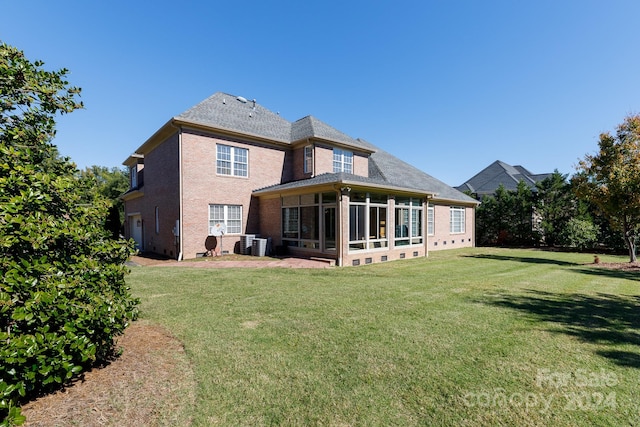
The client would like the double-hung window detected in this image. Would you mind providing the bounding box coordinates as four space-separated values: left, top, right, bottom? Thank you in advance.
304 145 313 174
333 148 353 173
427 204 434 236
217 144 248 177
209 204 242 235
450 206 465 234
130 166 138 189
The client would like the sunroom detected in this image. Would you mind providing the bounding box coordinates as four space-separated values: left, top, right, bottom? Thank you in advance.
254 176 434 266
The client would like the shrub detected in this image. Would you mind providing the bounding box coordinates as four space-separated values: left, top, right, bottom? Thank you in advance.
0 42 139 426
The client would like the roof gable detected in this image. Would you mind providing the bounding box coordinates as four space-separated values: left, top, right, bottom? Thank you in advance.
291 116 372 151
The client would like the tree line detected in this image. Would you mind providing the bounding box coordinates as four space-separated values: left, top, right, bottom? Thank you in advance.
474 114 640 263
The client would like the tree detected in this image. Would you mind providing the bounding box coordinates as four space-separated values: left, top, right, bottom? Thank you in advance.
559 218 599 251
0 43 138 425
475 193 499 246
474 185 515 246
573 114 640 262
511 180 538 245
77 166 129 238
535 170 587 246
475 183 539 247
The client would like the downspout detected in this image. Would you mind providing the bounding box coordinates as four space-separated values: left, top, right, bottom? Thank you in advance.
425 194 433 258
310 139 315 178
334 184 343 266
335 186 342 267
177 124 184 261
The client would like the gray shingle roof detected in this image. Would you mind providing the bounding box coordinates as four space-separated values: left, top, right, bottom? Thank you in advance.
175 92 476 204
456 160 552 196
367 143 477 203
175 92 292 143
175 92 372 152
253 172 386 193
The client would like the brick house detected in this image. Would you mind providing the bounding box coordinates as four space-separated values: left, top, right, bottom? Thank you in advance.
122 92 478 266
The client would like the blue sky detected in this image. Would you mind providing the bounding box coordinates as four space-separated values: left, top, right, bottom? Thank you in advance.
3 1 640 186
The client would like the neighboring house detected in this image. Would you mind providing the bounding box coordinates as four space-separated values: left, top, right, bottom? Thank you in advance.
455 160 552 199
122 92 478 266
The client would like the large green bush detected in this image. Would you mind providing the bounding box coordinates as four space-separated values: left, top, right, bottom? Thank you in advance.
558 217 600 251
0 43 139 426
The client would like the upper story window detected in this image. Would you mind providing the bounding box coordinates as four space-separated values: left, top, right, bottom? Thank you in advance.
333 148 353 173
304 145 313 174
450 206 465 234
130 165 138 189
217 144 248 177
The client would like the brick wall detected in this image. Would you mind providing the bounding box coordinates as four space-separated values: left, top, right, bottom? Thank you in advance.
315 145 333 175
179 129 288 258
258 196 282 247
314 144 369 176
353 151 369 177
141 134 180 258
291 145 310 180
428 204 475 250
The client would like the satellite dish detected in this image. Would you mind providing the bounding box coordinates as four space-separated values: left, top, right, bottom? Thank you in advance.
210 223 226 236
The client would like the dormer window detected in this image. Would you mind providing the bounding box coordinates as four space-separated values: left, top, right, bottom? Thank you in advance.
333 148 353 173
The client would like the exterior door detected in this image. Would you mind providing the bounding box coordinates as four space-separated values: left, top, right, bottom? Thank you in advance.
129 214 143 251
323 206 336 252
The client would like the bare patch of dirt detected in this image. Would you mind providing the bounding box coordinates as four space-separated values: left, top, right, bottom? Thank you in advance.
21 321 196 427
129 253 270 266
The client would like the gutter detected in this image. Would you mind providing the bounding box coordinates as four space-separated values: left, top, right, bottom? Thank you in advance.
176 124 184 261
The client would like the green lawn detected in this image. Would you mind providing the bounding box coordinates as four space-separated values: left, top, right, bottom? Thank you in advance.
127 248 640 426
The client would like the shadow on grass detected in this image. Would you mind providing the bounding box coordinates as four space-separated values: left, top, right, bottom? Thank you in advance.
463 253 579 267
573 265 640 282
466 253 640 281
479 290 640 368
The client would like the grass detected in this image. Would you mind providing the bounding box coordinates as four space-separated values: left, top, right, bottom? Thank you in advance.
127 247 640 426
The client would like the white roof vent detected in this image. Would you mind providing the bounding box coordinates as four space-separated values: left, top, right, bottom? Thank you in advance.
236 96 248 103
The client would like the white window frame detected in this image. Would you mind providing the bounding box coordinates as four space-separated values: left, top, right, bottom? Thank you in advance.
216 144 248 177
450 206 465 234
427 205 434 236
394 197 423 246
333 148 353 173
349 192 388 251
130 165 137 189
209 204 243 235
304 145 313 174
